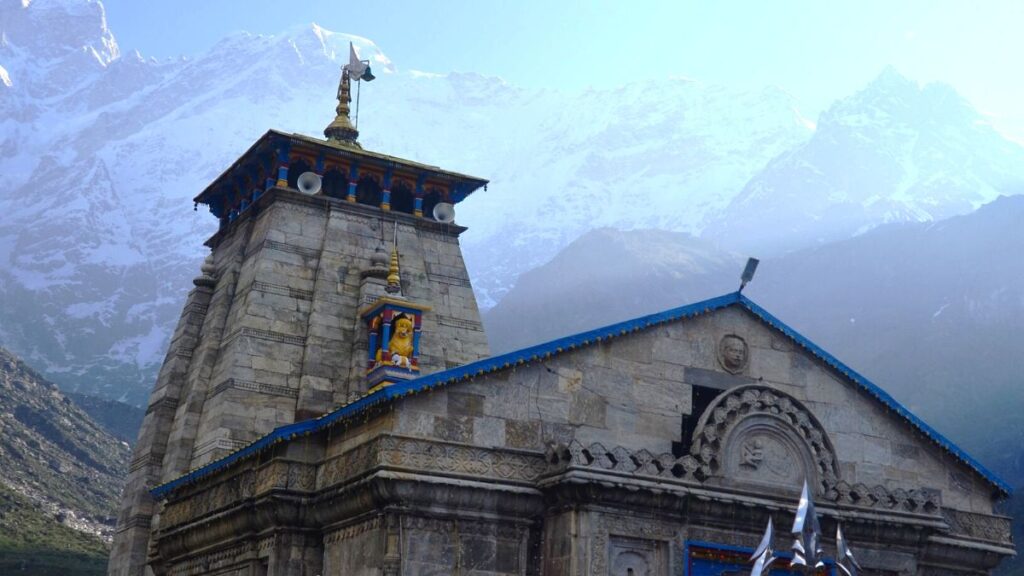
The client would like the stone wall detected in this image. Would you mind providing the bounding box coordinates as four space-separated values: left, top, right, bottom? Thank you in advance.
395 306 999 514
148 426 1011 576
112 188 490 576
124 195 1012 575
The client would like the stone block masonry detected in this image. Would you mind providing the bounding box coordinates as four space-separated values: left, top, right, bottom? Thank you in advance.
109 188 490 576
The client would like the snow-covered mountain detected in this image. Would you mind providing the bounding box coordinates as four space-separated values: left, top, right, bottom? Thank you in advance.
2 0 1022 406
0 0 808 404
704 67 1024 253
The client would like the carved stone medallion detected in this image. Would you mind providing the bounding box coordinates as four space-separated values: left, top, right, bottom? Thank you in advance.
716 334 749 374
724 419 810 487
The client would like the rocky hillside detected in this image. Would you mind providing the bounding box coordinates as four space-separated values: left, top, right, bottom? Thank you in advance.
66 392 145 445
0 346 131 572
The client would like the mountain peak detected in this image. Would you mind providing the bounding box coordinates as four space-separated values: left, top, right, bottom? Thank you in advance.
819 65 978 131
277 23 395 73
0 0 118 63
869 65 916 90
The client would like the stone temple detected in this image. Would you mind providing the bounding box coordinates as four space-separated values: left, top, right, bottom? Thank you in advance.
110 63 1014 576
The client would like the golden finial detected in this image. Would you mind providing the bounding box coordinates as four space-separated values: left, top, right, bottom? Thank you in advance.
385 245 401 293
386 222 401 294
324 69 361 147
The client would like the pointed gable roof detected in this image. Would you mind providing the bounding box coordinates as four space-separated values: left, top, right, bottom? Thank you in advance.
151 292 1011 499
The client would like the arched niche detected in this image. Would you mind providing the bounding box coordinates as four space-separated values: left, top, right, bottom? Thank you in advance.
390 181 415 215
422 188 444 221
689 385 839 496
286 158 312 190
321 168 347 199
355 174 382 207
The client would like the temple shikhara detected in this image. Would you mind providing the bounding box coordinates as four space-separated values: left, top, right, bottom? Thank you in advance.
110 51 1015 576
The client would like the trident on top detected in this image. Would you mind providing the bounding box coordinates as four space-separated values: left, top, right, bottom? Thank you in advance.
749 479 862 576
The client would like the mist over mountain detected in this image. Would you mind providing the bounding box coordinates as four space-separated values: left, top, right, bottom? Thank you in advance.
2 0 1022 412
704 68 1024 253
485 195 1024 474
485 195 1024 573
485 228 743 353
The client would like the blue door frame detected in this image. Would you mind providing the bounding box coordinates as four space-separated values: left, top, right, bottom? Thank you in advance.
684 541 835 576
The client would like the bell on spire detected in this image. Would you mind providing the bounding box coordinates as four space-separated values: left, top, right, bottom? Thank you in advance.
324 42 375 146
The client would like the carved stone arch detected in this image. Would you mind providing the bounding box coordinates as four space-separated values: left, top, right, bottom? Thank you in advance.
689 385 839 495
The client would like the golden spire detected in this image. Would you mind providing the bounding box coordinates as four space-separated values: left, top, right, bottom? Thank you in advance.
385 245 401 294
386 221 401 294
324 69 361 147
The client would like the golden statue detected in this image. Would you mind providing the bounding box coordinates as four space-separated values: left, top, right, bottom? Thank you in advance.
376 315 414 368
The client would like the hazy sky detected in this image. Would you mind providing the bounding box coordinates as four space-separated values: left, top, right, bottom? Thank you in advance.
101 0 1024 139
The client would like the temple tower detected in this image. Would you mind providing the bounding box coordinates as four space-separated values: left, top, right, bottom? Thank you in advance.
110 67 490 576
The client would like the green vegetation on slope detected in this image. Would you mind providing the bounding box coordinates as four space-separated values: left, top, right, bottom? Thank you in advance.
0 347 131 575
0 484 108 576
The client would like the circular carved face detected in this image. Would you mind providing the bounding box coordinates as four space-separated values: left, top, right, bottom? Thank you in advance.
717 335 748 374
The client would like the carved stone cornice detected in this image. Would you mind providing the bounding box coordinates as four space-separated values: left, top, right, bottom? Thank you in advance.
543 440 946 522
825 479 941 515
160 469 256 529
317 434 548 490
164 540 256 576
941 508 1013 545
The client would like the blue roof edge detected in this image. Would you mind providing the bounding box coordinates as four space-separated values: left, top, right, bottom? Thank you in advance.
150 290 1010 499
736 293 1011 497
149 292 740 499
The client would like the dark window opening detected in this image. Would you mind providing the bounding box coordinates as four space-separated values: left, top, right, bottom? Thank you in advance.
356 176 382 207
286 159 311 189
422 189 443 220
674 385 721 457
390 182 415 214
322 168 347 199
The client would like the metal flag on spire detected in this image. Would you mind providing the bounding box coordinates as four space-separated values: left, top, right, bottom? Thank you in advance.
749 517 777 576
345 43 369 80
344 42 375 82
835 525 862 576
791 479 826 571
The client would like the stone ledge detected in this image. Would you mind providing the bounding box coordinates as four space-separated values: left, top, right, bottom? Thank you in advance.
942 508 1013 545
181 302 210 317
129 450 164 473
316 434 548 490
259 239 322 259
115 513 152 533
251 280 315 301
436 315 484 331
545 440 943 516
191 437 251 462
210 378 299 399
146 396 179 415
222 327 307 347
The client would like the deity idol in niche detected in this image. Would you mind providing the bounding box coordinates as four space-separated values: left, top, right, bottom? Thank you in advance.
376 314 414 368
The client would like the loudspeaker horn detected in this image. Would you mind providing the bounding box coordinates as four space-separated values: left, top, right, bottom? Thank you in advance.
297 171 322 194
432 202 455 223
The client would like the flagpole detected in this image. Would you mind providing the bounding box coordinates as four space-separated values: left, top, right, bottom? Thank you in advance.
355 78 361 130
